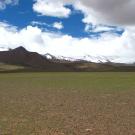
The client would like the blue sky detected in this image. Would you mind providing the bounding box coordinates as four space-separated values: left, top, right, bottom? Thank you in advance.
0 1 86 37
0 0 124 37
0 0 135 63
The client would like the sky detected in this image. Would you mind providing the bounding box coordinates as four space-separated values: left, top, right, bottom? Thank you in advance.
0 0 135 63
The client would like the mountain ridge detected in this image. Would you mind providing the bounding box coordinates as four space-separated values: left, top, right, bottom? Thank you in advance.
0 46 135 72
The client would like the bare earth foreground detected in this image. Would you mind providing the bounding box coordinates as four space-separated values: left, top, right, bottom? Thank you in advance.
0 72 135 135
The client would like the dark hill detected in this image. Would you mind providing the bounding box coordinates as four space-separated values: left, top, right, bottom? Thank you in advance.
0 46 74 71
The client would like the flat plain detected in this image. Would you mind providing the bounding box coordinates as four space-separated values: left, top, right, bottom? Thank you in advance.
0 72 135 135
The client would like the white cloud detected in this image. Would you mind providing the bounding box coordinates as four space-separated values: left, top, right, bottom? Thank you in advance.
53 22 63 30
31 21 64 30
33 0 135 26
0 0 19 10
31 21 49 26
85 24 112 33
33 0 71 18
0 22 135 63
85 24 123 33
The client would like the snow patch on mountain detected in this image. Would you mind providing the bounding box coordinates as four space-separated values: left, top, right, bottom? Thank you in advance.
44 53 120 63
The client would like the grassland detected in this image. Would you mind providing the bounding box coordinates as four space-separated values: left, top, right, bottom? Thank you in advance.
0 72 135 135
0 63 25 72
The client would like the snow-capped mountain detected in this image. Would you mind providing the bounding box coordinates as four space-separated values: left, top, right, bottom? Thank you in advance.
44 53 119 63
44 53 56 59
0 46 135 72
0 46 135 64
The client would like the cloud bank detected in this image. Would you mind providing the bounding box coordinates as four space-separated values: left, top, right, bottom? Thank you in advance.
0 22 135 63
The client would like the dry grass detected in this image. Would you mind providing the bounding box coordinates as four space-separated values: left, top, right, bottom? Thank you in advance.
0 72 135 135
0 63 25 71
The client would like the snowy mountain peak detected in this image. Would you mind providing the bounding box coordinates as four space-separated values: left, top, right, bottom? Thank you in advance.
44 53 119 63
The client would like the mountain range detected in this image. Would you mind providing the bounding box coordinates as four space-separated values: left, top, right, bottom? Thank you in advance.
0 46 135 72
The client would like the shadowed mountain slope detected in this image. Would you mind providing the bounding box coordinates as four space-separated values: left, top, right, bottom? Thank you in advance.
0 47 74 71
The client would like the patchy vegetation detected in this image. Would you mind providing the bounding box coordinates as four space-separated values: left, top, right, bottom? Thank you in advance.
0 63 25 71
0 72 135 135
